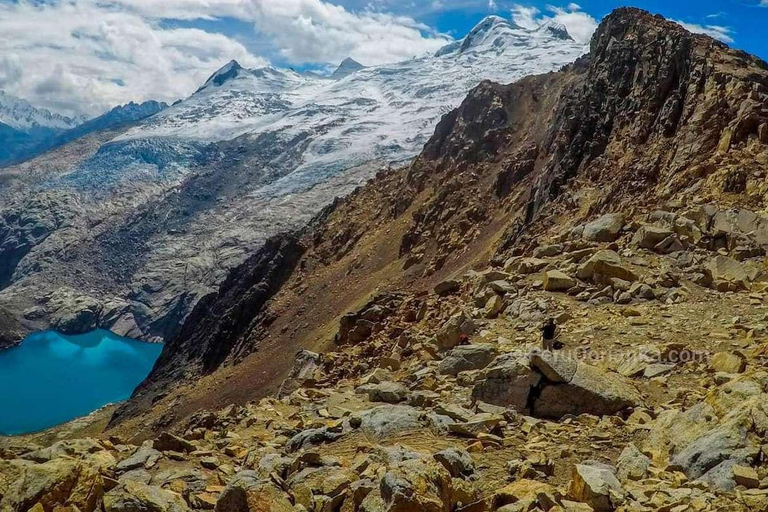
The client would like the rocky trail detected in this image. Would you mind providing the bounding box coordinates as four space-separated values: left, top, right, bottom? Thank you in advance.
2 6 768 512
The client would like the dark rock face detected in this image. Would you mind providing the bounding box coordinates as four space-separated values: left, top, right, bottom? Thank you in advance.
110 234 304 425
0 305 25 349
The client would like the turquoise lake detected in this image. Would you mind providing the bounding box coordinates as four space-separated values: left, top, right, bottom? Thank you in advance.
0 329 162 435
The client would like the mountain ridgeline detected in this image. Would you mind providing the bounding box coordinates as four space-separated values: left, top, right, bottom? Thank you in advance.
111 7 768 425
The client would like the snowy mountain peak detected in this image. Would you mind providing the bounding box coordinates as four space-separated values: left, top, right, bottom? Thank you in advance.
331 58 365 79
198 60 244 91
0 90 82 131
459 15 521 52
536 20 574 41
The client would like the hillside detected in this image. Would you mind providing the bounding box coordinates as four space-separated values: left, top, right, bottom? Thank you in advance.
2 7 768 512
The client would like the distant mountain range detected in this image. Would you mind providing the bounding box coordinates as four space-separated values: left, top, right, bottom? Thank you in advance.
0 93 166 167
0 15 586 343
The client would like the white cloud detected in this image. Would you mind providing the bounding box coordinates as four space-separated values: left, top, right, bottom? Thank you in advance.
0 0 267 118
249 0 451 66
512 3 598 44
673 20 735 44
0 0 453 117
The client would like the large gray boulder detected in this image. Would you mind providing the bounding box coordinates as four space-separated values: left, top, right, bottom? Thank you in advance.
583 213 624 242
533 362 642 418
437 344 498 375
471 354 541 411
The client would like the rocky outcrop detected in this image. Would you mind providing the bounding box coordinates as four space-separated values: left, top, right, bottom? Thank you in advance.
110 235 304 426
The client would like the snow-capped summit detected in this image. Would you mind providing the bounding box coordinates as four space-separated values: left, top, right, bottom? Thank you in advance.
0 90 82 132
536 20 574 41
331 58 365 80
198 60 244 92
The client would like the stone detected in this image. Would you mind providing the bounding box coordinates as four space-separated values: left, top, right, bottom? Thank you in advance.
583 213 624 242
277 350 322 397
116 443 162 474
438 344 498 375
214 471 293 512
533 362 642 419
616 444 651 481
569 463 624 512
710 352 746 374
0 458 104 512
379 458 453 512
543 270 576 292
705 256 755 290
733 465 760 488
433 449 475 478
632 225 673 249
471 355 541 412
513 258 549 275
153 432 195 454
436 312 477 351
358 405 424 439
529 351 578 383
104 481 189 512
435 279 461 296
356 381 409 403
628 283 654 300
495 479 560 508
484 295 505 319
577 251 637 283
534 244 564 258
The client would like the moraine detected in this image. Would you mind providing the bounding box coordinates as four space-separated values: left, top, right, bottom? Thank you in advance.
0 330 161 435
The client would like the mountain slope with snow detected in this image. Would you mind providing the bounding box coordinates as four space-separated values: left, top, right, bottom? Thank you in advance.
0 16 587 343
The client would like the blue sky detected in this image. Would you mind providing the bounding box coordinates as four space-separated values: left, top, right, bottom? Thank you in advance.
0 0 765 117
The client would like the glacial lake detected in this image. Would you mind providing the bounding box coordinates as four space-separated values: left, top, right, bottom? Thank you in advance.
0 330 162 435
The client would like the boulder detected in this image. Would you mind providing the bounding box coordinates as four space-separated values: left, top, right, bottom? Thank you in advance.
277 350 322 397
583 213 624 242
577 251 637 283
214 471 293 512
705 256 756 290
484 294 504 319
710 352 747 374
379 458 453 512
358 405 424 439
529 351 578 383
616 444 650 481
569 463 624 512
153 432 195 454
511 257 549 275
0 458 103 512
435 312 476 351
437 344 498 375
433 449 475 478
632 225 673 250
471 355 541 412
104 481 189 512
116 443 162 474
356 382 409 403
434 279 461 296
543 270 575 292
533 362 642 419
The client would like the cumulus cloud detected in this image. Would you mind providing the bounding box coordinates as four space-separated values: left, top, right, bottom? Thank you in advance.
249 0 451 66
511 3 598 44
0 0 453 117
0 0 268 118
673 20 735 43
